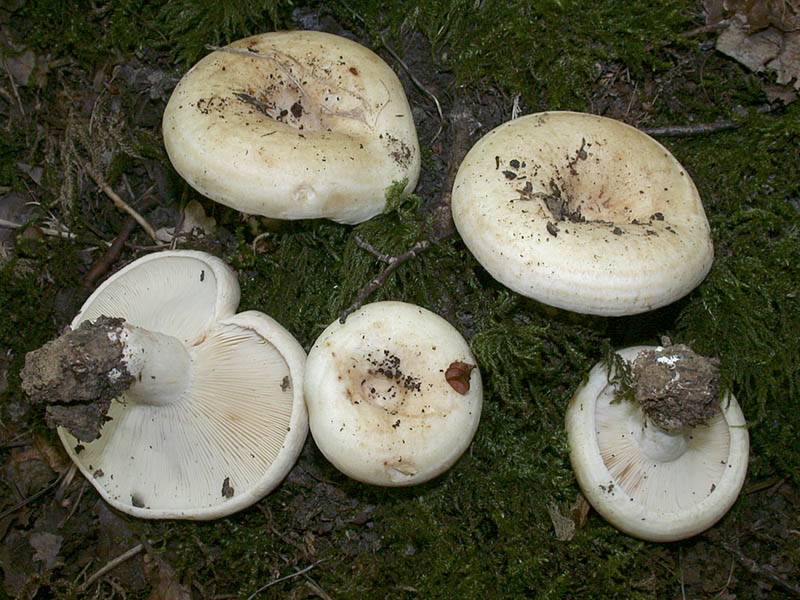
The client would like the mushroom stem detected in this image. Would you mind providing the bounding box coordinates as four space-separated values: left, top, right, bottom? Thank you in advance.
116 324 192 406
634 417 689 463
22 316 192 442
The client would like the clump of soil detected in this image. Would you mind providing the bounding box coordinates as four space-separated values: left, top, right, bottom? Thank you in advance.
20 316 133 442
631 338 721 432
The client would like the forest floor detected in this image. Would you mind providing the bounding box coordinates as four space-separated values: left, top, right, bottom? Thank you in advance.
1 1 798 599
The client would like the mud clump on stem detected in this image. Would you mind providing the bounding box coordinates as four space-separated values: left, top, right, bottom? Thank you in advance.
631 338 721 432
20 316 133 442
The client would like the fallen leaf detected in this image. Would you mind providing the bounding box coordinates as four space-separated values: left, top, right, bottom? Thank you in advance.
146 563 191 600
546 501 575 541
29 531 63 571
710 0 800 102
155 200 216 242
716 15 783 72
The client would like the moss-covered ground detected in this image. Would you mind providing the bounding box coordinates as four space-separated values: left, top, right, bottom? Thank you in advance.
1 1 798 598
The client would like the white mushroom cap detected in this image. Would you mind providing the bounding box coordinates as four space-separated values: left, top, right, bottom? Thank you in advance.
565 346 749 541
451 111 714 316
59 250 308 519
304 301 482 486
163 30 421 225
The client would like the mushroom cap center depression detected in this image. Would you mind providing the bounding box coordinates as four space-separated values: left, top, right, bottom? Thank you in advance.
342 349 425 418
504 135 676 226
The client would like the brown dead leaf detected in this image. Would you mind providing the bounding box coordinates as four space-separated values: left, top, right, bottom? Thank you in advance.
708 0 800 102
546 502 575 541
155 200 216 243
767 31 800 85
569 492 591 530
28 531 63 571
716 15 784 72
146 563 191 600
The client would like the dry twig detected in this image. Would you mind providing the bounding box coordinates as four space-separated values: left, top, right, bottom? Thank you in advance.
641 120 738 136
80 543 144 591
338 99 476 322
83 163 164 246
0 217 78 240
81 216 137 289
720 540 800 595
246 560 327 600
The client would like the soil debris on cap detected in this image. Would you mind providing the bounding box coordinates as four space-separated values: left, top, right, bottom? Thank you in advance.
631 337 721 432
20 316 134 442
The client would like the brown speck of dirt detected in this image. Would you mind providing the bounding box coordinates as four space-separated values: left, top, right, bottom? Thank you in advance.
349 66 359 75
632 337 721 432
445 361 476 395
221 477 235 498
281 375 291 392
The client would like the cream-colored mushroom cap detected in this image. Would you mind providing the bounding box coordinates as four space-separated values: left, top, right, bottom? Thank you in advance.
304 301 482 486
451 111 714 316
163 30 420 225
565 346 749 541
58 250 308 519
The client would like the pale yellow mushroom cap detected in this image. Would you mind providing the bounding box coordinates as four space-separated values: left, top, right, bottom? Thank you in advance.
451 112 714 316
163 30 421 225
304 301 482 486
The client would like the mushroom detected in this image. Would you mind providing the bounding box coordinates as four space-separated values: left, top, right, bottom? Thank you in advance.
565 343 749 541
162 30 421 225
304 301 482 486
451 111 713 316
21 250 307 520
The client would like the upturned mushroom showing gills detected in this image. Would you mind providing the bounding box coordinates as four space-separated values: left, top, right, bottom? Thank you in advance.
20 250 308 520
304 301 482 486
451 111 714 316
162 30 421 225
565 343 749 541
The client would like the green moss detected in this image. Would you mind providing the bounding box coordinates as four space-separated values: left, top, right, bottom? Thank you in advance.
0 242 83 396
158 0 296 65
327 0 695 109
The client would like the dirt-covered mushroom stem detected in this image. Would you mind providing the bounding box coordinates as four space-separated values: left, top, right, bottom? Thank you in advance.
21 316 193 442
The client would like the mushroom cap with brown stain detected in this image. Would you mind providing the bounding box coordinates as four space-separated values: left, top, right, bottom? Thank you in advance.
304 301 482 486
451 112 714 316
163 30 421 225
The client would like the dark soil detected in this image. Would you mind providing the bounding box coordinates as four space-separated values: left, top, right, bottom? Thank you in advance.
1 1 798 599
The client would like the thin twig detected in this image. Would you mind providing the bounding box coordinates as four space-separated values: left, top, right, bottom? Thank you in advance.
0 469 66 520
641 120 738 136
338 100 476 322
678 22 729 38
58 477 87 529
1 56 25 117
80 543 144 591
82 216 137 288
54 463 78 502
252 231 270 254
375 34 444 137
83 163 164 245
353 234 394 263
340 0 445 138
246 560 327 600
339 239 431 323
0 217 78 240
720 540 800 595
